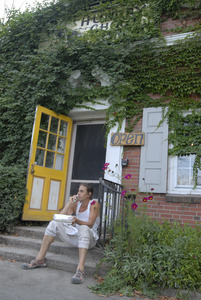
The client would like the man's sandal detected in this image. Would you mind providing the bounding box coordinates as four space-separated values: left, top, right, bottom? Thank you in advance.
71 268 85 284
21 259 46 270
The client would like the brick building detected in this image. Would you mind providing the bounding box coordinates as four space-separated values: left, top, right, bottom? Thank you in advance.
21 3 201 226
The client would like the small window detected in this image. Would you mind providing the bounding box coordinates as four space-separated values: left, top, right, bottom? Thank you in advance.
168 111 201 195
177 155 201 187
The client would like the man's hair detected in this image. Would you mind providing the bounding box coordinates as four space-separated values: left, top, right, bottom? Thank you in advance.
79 183 94 199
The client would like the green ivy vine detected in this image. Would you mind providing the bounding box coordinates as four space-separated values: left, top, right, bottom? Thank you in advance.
0 0 201 184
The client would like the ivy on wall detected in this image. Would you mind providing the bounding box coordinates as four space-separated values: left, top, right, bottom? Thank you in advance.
0 0 201 183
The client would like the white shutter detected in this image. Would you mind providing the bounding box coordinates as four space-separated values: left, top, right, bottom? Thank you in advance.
139 107 168 193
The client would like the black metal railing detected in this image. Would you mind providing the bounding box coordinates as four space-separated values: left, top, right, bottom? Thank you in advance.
97 177 122 247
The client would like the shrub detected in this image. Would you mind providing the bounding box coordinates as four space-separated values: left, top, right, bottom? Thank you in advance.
0 164 26 232
92 205 201 298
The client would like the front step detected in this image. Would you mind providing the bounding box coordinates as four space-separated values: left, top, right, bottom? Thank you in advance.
0 226 105 276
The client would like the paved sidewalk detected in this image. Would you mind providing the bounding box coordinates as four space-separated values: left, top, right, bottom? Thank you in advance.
1 259 201 300
0 259 135 300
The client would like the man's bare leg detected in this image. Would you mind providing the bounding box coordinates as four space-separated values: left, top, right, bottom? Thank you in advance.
35 235 55 261
21 235 54 269
77 247 88 272
71 247 88 283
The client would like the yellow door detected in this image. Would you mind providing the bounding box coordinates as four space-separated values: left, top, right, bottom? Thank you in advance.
23 106 72 221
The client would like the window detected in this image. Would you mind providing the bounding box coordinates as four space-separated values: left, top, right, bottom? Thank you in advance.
168 111 201 195
168 154 201 194
177 155 201 187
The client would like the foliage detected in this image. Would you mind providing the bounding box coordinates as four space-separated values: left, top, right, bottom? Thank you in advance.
103 162 154 207
91 211 201 298
0 0 201 224
0 165 26 232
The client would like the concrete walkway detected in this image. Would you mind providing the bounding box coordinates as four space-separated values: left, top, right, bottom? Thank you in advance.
0 259 136 300
1 258 201 300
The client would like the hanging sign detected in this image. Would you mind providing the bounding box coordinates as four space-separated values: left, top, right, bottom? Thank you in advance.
111 132 144 146
72 17 111 32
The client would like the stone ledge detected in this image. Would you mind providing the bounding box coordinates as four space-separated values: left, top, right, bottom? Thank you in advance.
166 194 201 204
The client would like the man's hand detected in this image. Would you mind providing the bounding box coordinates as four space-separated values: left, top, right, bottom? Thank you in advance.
72 216 78 225
70 195 79 204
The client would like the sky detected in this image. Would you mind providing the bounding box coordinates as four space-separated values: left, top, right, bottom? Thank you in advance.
0 0 52 21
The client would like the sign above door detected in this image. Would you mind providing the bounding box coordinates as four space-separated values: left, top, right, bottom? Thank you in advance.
110 132 144 146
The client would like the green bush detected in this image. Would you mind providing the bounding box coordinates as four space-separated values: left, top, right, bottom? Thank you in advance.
92 207 201 298
0 165 26 232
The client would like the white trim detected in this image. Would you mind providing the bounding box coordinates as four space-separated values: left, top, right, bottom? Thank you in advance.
165 32 195 46
132 31 196 48
68 99 109 121
104 120 125 184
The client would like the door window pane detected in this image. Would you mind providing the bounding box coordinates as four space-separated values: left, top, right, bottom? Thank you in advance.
72 124 106 180
57 137 66 153
48 134 57 151
45 151 55 168
50 117 59 134
40 113 49 131
35 148 45 166
60 120 68 137
37 131 47 148
55 154 64 170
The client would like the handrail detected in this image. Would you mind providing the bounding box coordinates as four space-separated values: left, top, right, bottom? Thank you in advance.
97 177 122 247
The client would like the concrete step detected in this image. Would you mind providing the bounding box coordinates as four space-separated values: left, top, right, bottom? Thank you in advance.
0 246 98 276
11 225 49 239
0 226 106 276
11 225 106 248
0 234 103 260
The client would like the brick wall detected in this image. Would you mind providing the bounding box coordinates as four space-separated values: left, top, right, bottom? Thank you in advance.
120 14 201 227
122 112 201 227
160 10 200 36
136 195 201 226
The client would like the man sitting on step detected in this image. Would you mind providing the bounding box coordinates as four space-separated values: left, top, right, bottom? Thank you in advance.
21 183 100 284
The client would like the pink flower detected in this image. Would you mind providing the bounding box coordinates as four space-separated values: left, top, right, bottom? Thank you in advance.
143 197 148 202
131 203 138 210
125 174 132 180
91 200 96 205
130 188 136 192
121 190 127 197
148 195 153 200
102 163 110 170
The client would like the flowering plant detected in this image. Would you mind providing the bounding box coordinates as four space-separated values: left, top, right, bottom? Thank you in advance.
103 162 154 211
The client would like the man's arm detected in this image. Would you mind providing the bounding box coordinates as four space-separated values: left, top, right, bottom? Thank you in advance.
60 196 77 215
73 201 100 228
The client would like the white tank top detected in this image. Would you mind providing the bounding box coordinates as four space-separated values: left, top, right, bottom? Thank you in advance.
76 199 100 240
